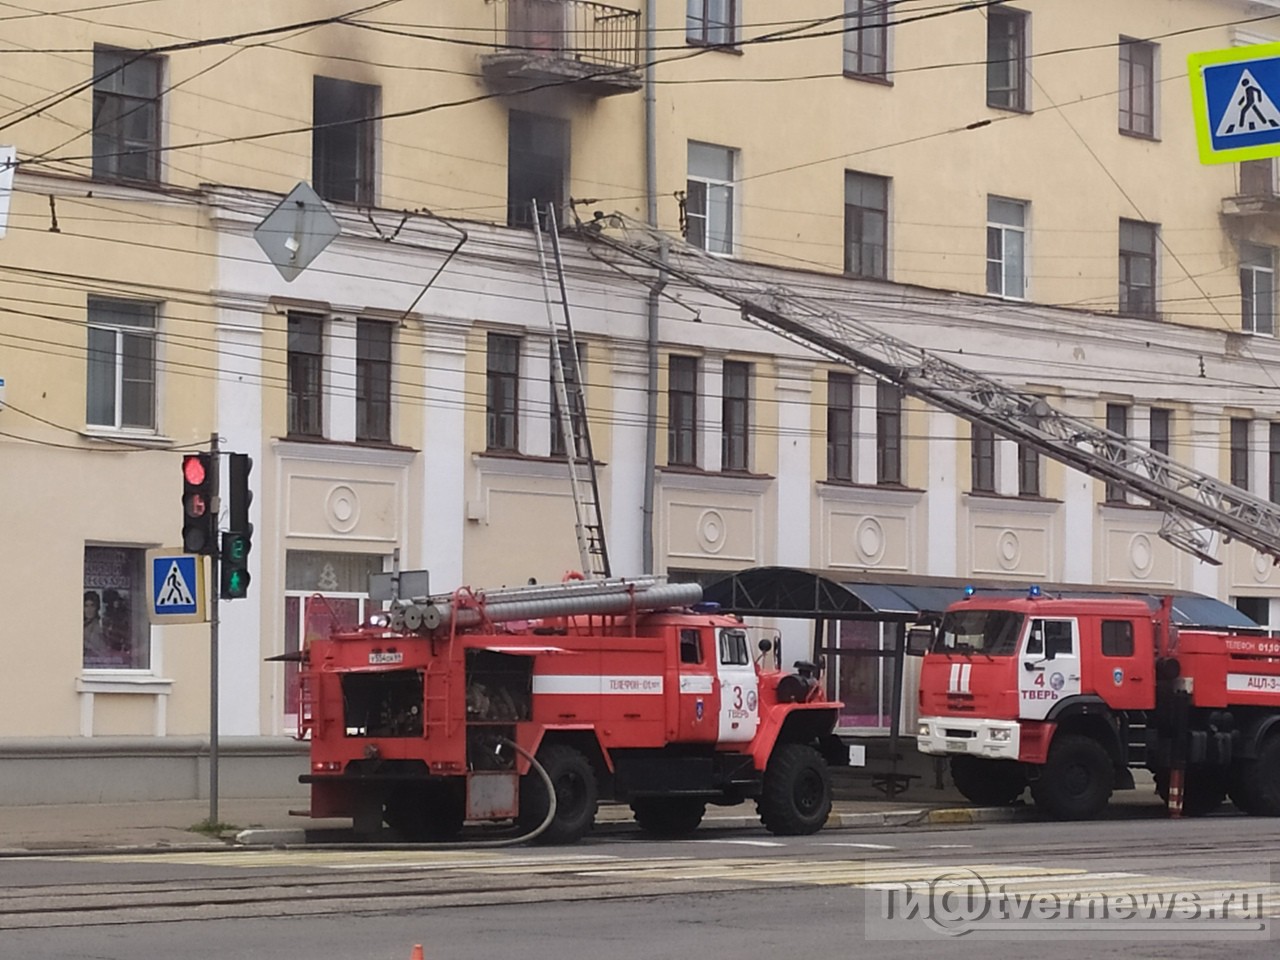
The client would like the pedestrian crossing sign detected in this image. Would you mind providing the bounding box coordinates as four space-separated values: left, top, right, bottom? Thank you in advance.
146 550 207 624
1190 41 1280 164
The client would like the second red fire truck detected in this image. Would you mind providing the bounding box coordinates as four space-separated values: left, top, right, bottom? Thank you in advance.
917 589 1280 819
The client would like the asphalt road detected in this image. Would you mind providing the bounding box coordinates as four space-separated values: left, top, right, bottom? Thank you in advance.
0 807 1276 959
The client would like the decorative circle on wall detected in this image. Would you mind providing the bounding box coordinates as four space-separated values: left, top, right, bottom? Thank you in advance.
326 484 361 534
698 509 726 554
855 517 886 565
1129 533 1154 579
1254 551 1272 583
997 530 1021 571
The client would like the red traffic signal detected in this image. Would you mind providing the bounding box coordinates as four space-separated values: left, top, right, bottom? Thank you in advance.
181 453 217 555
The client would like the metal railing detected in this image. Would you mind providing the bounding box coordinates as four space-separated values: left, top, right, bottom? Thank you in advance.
493 0 640 71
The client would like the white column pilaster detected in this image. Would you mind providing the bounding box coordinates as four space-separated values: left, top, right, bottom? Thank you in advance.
702 353 724 473
774 359 814 567
326 315 357 443
216 307 265 736
608 344 650 577
422 323 468 592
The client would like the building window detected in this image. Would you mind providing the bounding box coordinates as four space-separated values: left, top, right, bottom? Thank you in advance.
550 340 587 458
668 355 698 467
92 46 162 183
287 313 324 438
356 319 392 443
827 372 855 482
987 196 1027 299
1119 219 1158 318
1240 159 1277 197
843 0 888 80
1018 442 1041 497
876 380 902 484
845 171 889 279
282 551 386 719
1105 403 1129 503
722 360 751 472
86 298 157 431
1241 242 1275 336
1119 38 1156 138
686 0 736 46
83 546 149 670
986 8 1028 111
1150 406 1171 457
971 424 996 493
1231 417 1251 490
686 141 736 254
508 111 569 228
313 76 378 206
1270 422 1280 503
486 333 521 452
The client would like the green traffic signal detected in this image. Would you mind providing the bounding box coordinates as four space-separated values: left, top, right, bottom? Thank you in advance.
224 568 249 599
220 530 252 600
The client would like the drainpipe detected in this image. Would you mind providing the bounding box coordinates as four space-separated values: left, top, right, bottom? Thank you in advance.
641 0 664 575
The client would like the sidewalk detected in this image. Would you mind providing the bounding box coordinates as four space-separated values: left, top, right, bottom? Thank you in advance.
0 793 984 855
0 770 1163 855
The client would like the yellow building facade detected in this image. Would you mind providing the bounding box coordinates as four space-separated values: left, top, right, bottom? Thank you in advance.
4 0 1280 798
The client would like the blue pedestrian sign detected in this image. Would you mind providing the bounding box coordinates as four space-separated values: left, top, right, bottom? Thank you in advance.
146 549 207 624
1190 42 1280 164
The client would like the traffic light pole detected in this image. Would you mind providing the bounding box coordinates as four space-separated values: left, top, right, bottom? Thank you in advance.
208 431 221 828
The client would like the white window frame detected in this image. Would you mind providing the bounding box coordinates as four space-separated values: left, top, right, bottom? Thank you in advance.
686 141 737 255
1241 242 1276 336
987 196 1028 300
86 297 158 432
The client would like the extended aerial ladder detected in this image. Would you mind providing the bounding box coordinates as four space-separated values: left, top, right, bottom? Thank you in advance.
576 211 1280 566
532 203 611 579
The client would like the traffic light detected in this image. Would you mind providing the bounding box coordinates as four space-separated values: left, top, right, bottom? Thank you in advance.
220 530 252 599
222 453 254 600
181 453 217 555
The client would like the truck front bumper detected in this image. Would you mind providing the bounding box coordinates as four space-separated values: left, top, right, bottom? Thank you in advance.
917 715 1020 760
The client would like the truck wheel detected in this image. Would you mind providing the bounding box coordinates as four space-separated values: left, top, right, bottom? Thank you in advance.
1237 736 1280 817
1030 734 1113 820
1228 761 1263 815
631 798 706 837
518 744 599 844
1154 768 1227 817
950 756 1026 806
757 743 832 836
384 781 466 841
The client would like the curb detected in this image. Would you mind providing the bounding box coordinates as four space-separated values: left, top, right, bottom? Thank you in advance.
232 806 1016 846
922 805 1035 825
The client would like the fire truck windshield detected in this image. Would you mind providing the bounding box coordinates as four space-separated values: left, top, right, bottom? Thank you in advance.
933 609 1025 656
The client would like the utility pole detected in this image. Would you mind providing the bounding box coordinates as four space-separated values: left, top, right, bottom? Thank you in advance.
208 431 221 826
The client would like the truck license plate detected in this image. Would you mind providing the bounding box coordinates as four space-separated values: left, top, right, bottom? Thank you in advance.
946 739 968 752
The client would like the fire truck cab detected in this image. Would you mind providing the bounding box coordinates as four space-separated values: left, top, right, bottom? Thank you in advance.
917 591 1280 819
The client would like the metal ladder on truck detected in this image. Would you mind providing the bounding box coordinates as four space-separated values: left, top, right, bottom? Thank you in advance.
531 202 611 579
578 211 1280 566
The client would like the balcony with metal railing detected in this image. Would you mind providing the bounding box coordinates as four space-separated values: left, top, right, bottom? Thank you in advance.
480 0 642 97
1223 158 1280 218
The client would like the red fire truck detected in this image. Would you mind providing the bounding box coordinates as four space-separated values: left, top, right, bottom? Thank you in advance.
916 589 1280 819
296 577 842 843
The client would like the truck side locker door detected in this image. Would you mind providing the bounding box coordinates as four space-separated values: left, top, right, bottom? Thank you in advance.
715 627 760 743
1095 617 1154 709
675 627 717 742
1018 617 1082 720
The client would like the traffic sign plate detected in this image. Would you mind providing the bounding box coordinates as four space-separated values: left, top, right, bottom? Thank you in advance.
1189 41 1280 164
146 550 207 624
